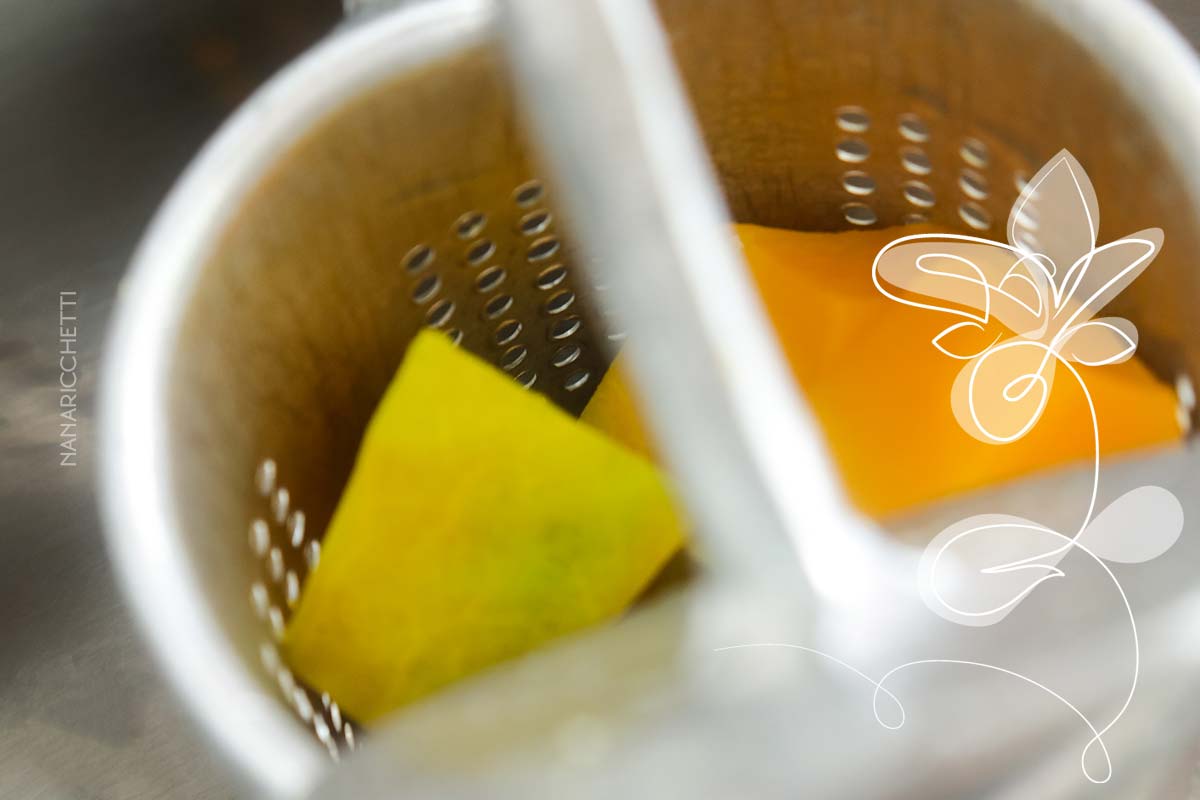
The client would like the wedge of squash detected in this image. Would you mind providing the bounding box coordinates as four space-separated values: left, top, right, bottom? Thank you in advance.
284 330 684 723
582 224 1183 518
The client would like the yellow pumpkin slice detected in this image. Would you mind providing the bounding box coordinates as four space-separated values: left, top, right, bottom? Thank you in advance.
284 330 684 723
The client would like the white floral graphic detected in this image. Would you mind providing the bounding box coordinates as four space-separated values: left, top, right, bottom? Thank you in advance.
721 150 1184 785
873 150 1183 628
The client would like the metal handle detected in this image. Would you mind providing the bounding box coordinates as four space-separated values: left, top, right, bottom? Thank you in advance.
496 0 863 592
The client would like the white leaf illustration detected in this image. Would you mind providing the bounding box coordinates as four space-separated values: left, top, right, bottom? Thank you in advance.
919 514 1069 627
931 321 998 360
1053 230 1162 323
861 150 1185 785
873 237 1047 335
949 338 1054 445
1058 317 1138 366
1008 150 1099 287
997 256 1051 324
1077 486 1184 563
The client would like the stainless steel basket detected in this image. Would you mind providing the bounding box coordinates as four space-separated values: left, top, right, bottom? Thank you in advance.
100 0 1200 796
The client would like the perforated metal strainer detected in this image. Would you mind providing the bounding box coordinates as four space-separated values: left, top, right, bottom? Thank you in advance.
101 0 1200 797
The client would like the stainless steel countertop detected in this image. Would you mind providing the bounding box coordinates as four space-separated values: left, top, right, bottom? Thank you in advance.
0 1 1196 797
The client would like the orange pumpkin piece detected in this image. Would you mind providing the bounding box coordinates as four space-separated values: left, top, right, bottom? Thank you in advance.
584 224 1184 519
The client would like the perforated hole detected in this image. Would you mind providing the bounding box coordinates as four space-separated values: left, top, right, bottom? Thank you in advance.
551 344 582 367
960 138 990 168
513 180 544 207
544 290 576 315
842 202 877 226
314 717 332 749
475 266 507 293
271 488 290 523
1013 230 1040 252
516 370 537 389
1013 203 1039 231
259 642 280 675
269 547 285 583
255 459 277 496
835 106 871 133
519 210 552 236
500 345 528 371
276 667 295 699
286 511 306 548
251 582 269 618
494 319 522 346
1176 373 1196 412
535 264 568 291
249 519 270 557
959 201 993 230
402 245 434 274
466 239 495 267
411 274 441 305
1012 199 1040 248
454 211 487 240
897 113 930 143
446 327 464 346
900 147 932 176
564 369 591 392
549 315 582 340
841 171 876 196
902 213 930 225
425 299 455 328
902 180 936 209
527 236 561 262
268 607 285 640
292 687 313 722
959 168 989 200
483 294 514 319
835 138 870 164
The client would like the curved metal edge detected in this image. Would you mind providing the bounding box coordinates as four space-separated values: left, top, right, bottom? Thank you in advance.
500 0 1200 615
97 1 493 796
497 0 907 614
1032 0 1200 223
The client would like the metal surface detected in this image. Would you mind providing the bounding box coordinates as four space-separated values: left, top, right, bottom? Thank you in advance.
101 0 1200 795
0 2 337 798
102 4 519 794
498 0 847 586
3 1 1200 799
309 2 1200 797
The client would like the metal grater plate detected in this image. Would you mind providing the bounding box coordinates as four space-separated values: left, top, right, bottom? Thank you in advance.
243 175 624 754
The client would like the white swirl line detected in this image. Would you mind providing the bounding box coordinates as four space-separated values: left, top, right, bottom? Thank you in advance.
716 545 1133 789
750 205 1150 782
